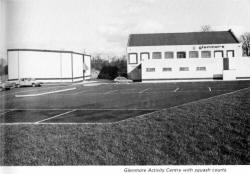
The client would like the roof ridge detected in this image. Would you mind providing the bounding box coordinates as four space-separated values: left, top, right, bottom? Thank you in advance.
129 30 229 35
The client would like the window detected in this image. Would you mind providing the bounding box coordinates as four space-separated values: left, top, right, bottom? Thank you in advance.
201 51 211 58
164 52 174 59
189 51 199 58
179 67 189 71
214 51 223 58
163 67 172 72
227 50 234 58
146 68 155 72
140 52 150 61
196 67 206 71
177 52 186 58
152 52 162 59
128 53 138 64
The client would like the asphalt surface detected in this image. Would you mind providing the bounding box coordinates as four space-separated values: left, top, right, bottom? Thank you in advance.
1 80 250 123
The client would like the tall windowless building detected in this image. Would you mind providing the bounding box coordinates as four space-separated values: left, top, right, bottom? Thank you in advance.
7 49 91 82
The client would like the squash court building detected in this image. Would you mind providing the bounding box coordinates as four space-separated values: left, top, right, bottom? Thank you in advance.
7 49 91 82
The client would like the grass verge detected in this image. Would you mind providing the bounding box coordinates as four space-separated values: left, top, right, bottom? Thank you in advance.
0 88 250 165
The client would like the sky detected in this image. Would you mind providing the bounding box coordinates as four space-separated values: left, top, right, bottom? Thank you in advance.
1 0 250 60
0 0 6 62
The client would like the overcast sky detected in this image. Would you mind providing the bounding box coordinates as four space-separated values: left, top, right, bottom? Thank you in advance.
1 0 250 59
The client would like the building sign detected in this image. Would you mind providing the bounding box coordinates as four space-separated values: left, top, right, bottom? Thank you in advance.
199 45 224 50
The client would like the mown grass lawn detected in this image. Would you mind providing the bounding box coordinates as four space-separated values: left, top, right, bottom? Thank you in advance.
0 88 250 165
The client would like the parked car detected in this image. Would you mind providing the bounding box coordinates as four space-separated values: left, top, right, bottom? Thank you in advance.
0 81 16 91
15 78 43 87
114 76 132 83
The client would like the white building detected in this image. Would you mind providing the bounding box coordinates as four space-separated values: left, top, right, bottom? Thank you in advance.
127 30 250 82
7 49 91 83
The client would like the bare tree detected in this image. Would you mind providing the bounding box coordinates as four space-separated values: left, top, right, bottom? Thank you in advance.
201 25 212 32
240 32 250 56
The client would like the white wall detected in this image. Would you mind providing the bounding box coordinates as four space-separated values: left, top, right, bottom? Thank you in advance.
230 57 250 79
84 55 91 80
8 50 73 82
7 51 18 80
72 53 83 82
61 53 72 80
127 43 242 81
142 58 223 81
8 50 91 82
127 43 241 69
18 51 61 79
140 57 250 82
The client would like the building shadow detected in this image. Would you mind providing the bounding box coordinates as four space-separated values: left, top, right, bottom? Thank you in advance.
128 64 141 82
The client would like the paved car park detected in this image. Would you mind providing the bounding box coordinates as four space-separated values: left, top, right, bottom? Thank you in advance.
1 80 250 124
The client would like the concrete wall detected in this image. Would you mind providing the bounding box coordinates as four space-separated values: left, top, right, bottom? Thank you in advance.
84 55 91 80
142 58 223 81
230 57 250 79
72 53 84 82
141 57 250 82
61 53 72 81
7 51 19 80
8 51 73 82
8 50 91 82
18 51 62 80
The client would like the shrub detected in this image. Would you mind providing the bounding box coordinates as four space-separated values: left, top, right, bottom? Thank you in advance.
92 55 127 79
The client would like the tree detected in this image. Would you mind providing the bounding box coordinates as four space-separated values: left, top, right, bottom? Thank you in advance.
201 25 212 32
91 55 127 79
91 56 109 71
240 32 250 56
4 65 8 74
0 64 4 75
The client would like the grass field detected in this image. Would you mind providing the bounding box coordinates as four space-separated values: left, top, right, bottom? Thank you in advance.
0 85 249 165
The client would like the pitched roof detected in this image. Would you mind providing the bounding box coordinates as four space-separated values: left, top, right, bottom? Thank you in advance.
128 30 239 47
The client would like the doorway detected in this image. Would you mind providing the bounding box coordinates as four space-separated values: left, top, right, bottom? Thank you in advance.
223 58 229 70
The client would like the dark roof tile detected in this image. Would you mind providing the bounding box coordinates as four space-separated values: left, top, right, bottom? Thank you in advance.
128 30 239 47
